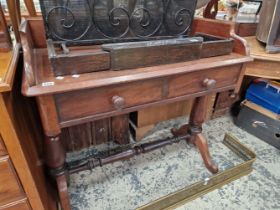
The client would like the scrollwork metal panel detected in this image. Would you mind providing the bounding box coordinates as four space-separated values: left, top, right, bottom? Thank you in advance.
39 0 197 45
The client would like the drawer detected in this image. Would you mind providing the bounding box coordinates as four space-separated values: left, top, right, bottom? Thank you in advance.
168 65 241 98
0 135 6 156
0 157 25 206
0 199 30 210
55 79 163 122
56 65 241 123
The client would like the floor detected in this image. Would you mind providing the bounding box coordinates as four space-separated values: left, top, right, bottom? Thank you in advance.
68 115 280 210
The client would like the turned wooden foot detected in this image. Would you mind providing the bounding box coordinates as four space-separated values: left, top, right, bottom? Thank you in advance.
171 125 218 173
171 95 219 174
194 133 218 173
56 174 71 210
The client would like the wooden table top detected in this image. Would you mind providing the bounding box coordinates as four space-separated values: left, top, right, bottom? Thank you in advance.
22 48 252 97
244 36 280 62
0 44 20 93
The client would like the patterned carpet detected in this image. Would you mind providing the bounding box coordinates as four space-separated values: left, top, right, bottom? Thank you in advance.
67 115 280 210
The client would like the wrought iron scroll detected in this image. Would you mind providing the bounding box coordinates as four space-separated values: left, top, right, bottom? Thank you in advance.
39 0 197 45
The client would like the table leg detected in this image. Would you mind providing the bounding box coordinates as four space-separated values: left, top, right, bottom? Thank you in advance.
44 135 71 210
172 95 219 174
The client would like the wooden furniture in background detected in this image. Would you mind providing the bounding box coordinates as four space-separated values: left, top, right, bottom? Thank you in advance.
0 3 12 52
234 23 258 37
5 0 21 43
256 0 280 53
0 44 56 210
245 36 280 79
3 0 37 43
203 0 219 19
23 0 37 17
21 17 252 210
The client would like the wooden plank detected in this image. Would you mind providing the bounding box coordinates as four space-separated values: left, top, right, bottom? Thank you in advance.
201 40 233 58
235 23 257 37
243 100 280 120
102 38 202 70
0 51 12 84
49 45 110 76
244 36 280 62
245 59 280 79
132 100 193 128
61 115 130 152
68 123 92 151
111 115 130 145
92 119 111 145
130 123 155 141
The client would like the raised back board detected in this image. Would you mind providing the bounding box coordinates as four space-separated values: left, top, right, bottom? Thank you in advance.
39 0 197 45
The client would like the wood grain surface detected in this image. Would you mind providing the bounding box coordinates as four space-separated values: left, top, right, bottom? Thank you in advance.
244 36 280 79
0 157 25 206
0 135 6 156
19 17 252 210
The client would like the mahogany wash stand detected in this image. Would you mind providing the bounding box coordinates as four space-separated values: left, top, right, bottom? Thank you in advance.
21 17 252 209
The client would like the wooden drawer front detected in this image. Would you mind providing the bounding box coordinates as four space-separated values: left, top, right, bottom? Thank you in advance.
0 157 24 206
1 199 30 210
168 65 241 98
0 135 6 156
56 79 163 122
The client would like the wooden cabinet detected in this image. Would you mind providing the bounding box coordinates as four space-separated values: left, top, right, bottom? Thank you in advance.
0 157 24 206
0 45 56 210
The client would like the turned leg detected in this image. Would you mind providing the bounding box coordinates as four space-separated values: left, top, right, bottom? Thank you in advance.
193 133 218 173
45 135 71 210
189 96 218 173
172 96 218 174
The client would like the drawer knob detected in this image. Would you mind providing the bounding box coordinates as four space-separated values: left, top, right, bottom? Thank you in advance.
202 78 216 89
112 95 125 110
